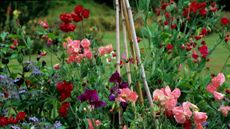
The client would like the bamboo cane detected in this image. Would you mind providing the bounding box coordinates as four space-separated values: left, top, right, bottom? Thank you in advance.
115 0 122 127
121 5 132 86
124 0 154 108
121 0 144 106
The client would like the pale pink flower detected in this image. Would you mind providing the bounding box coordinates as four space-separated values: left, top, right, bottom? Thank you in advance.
123 125 128 129
211 73 225 87
84 49 93 59
53 63 60 70
105 44 113 53
172 102 193 124
87 119 101 129
81 39 91 49
153 86 181 114
98 47 106 56
194 111 208 129
206 83 217 94
218 105 230 117
213 91 225 101
39 20 49 29
116 88 138 103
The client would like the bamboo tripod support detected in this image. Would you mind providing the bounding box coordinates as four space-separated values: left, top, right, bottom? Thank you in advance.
115 0 154 109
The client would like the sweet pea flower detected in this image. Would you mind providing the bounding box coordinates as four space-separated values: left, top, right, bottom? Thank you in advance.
153 86 181 114
116 88 138 103
218 105 230 117
172 102 197 124
98 44 113 56
81 39 91 49
194 111 208 129
213 91 225 101
84 49 93 59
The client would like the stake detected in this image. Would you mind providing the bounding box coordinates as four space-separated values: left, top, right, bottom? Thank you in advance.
121 0 144 106
125 0 154 108
115 0 122 127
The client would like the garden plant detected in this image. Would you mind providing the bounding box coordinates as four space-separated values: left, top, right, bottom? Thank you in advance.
0 0 230 129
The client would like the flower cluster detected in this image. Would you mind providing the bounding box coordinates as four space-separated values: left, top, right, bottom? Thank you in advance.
59 5 90 32
63 38 93 63
153 86 181 116
109 71 138 111
206 73 225 101
153 86 208 129
59 102 70 117
183 1 209 18
56 80 73 101
0 112 26 127
78 89 106 108
172 102 208 129
98 44 113 56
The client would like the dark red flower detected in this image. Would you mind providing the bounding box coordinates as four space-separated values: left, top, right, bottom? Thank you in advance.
199 45 208 58
210 2 218 12
74 5 84 14
199 8 207 16
59 102 70 117
16 112 26 121
171 24 177 29
155 8 161 16
8 117 18 124
59 23 76 32
164 21 169 26
59 13 72 23
221 17 229 25
166 44 173 51
0 117 8 127
192 50 199 60
195 35 202 40
183 119 191 129
71 13 83 22
56 81 73 101
82 9 90 18
161 3 169 10
164 12 170 19
201 28 207 35
109 71 121 83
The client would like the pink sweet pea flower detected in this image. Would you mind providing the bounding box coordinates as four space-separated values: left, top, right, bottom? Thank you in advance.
218 105 230 117
153 86 181 114
98 47 106 56
213 91 224 101
105 44 113 53
81 39 91 49
172 102 193 124
116 88 138 103
53 63 60 70
194 112 208 129
84 49 93 59
211 73 225 88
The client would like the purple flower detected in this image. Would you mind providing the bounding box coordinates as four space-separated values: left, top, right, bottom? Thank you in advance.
109 71 121 83
119 82 128 89
91 100 107 108
54 121 62 129
78 89 99 102
109 94 115 101
120 102 128 111
78 89 106 108
29 116 39 122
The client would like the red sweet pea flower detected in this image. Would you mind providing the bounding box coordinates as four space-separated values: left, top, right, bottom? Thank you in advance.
198 45 208 58
199 8 207 16
59 102 70 117
16 112 26 121
171 24 177 29
192 50 199 60
82 9 90 18
71 13 83 22
166 44 173 52
201 28 207 36
74 5 84 14
59 23 76 32
0 117 8 127
56 81 73 101
8 117 18 124
59 13 72 23
221 17 229 25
